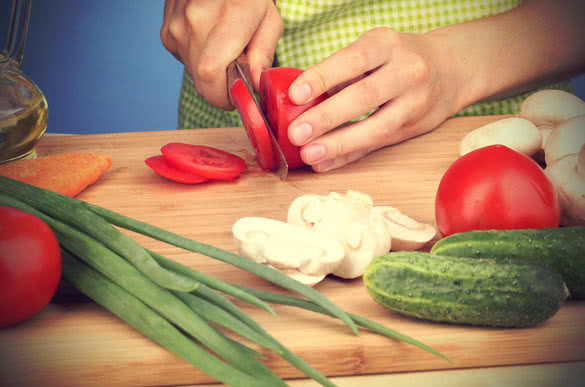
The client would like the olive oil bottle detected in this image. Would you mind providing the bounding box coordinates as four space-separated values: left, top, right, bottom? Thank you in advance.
0 0 48 164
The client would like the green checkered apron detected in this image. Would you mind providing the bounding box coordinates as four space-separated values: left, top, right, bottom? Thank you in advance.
178 0 573 129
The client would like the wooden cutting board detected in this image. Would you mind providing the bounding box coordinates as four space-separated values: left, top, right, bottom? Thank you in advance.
1 115 584 387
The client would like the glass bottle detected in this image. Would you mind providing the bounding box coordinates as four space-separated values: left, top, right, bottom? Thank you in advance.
0 0 48 164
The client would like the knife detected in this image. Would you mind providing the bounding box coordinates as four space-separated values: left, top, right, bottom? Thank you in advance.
227 53 288 180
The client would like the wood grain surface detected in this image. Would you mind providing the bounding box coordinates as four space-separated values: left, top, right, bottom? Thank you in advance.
1 115 583 387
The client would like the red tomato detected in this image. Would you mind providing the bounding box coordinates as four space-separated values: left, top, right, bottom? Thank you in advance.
0 206 62 328
229 79 275 171
259 67 328 170
161 143 246 181
145 155 208 184
435 145 560 237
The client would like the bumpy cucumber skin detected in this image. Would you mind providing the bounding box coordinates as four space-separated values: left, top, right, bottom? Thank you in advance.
364 252 569 328
430 227 585 299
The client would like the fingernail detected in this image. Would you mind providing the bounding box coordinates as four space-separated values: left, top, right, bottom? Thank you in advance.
290 122 313 145
314 159 333 172
304 143 326 164
292 82 312 103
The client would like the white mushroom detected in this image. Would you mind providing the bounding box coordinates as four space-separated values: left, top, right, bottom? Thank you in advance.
518 90 585 128
544 144 585 226
371 206 436 251
544 115 585 166
287 191 392 279
232 217 345 276
458 117 542 157
538 123 555 149
265 265 326 287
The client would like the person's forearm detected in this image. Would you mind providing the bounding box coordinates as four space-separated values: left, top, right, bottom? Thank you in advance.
427 0 585 110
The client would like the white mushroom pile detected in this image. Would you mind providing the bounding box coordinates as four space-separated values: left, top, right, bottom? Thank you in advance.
457 89 585 226
232 190 436 286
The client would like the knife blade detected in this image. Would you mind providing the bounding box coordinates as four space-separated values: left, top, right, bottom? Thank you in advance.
227 53 288 180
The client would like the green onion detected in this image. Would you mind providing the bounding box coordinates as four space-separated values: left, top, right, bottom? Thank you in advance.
82 201 359 335
232 283 453 364
60 250 271 387
150 250 274 316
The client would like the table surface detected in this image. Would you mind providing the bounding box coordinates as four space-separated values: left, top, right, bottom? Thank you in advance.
1 115 584 387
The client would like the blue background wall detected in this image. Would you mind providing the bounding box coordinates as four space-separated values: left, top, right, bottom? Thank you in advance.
1 0 585 134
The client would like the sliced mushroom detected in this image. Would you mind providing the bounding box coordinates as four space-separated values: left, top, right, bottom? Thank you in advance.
287 194 327 228
538 124 556 149
287 191 392 279
544 144 585 226
265 265 326 287
518 90 585 128
458 117 542 157
372 206 436 251
544 115 585 165
232 217 345 276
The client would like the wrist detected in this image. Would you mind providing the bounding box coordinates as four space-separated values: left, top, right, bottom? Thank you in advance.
424 29 484 115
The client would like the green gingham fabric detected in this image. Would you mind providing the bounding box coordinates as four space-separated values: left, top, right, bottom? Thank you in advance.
178 0 573 129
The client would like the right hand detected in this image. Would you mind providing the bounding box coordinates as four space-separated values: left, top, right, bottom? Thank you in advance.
161 0 283 110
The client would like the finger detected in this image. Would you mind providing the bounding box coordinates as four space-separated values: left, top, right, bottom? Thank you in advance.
312 149 370 173
195 5 266 108
288 64 415 146
288 29 391 105
247 5 283 90
162 0 189 62
299 94 422 166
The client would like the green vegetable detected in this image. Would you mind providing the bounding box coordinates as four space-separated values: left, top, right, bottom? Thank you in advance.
430 227 585 299
231 283 452 364
60 250 271 387
364 251 569 328
81 200 358 334
149 250 274 316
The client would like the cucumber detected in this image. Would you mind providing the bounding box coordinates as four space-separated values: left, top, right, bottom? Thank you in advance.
363 251 568 328
430 227 585 299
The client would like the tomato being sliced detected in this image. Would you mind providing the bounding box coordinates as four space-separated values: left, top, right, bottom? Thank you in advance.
259 67 328 170
435 144 560 237
145 155 208 184
230 79 274 171
161 143 246 181
0 206 62 328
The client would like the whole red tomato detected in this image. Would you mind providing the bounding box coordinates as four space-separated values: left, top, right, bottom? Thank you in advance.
0 206 62 328
435 145 560 237
260 67 328 169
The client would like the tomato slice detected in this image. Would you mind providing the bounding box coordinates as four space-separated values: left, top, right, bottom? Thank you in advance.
161 143 246 181
145 155 208 184
230 79 275 171
259 67 328 170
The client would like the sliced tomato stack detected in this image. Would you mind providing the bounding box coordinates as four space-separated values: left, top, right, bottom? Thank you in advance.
231 67 328 171
145 143 246 184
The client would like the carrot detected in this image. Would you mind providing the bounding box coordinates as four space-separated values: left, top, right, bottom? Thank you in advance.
0 153 111 197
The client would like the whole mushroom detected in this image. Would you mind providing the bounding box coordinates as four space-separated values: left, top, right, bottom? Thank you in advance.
545 144 585 226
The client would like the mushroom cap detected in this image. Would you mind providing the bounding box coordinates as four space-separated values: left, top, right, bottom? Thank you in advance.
458 117 541 157
544 152 585 227
372 206 436 251
519 90 585 127
544 115 585 165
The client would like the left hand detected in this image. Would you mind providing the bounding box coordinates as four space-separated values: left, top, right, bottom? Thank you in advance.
286 27 465 172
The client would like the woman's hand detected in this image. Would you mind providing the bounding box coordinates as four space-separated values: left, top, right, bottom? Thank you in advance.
287 27 465 172
161 0 282 109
